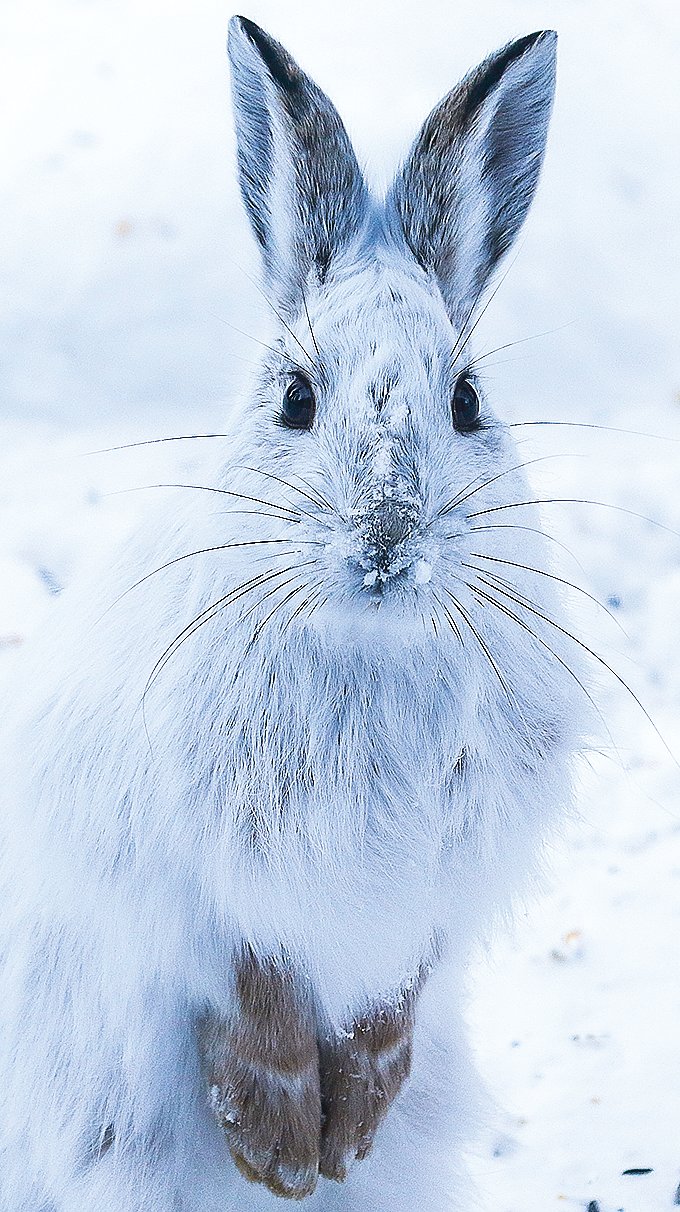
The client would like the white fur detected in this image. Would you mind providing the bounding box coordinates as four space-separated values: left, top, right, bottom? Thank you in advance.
0 22 586 1212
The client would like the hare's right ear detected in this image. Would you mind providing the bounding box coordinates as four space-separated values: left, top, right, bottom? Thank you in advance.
388 32 557 325
228 17 369 306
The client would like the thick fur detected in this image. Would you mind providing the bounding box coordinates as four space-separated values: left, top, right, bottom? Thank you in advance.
0 18 586 1212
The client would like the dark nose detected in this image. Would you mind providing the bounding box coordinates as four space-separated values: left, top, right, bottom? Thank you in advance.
374 500 414 548
361 499 417 562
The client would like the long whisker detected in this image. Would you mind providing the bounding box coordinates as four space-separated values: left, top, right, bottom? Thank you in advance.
280 582 325 635
451 249 523 366
467 580 617 756
87 415 675 460
145 559 317 704
465 523 587 573
247 583 307 649
239 465 334 515
140 564 298 750
450 282 487 368
435 454 572 521
441 588 516 708
304 591 328 622
106 482 302 521
209 312 301 367
464 321 577 370
431 589 462 643
301 289 321 360
508 420 680 444
86 434 233 456
466 497 680 541
221 256 316 368
145 565 296 698
141 556 321 750
444 584 543 760
247 578 318 648
430 607 441 639
472 571 680 770
101 541 322 619
467 552 627 635
236 564 320 637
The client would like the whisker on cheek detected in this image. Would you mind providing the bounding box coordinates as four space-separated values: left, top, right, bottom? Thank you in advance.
101 539 324 620
106 482 303 522
141 562 317 746
465 552 627 634
467 578 616 758
434 453 567 521
469 568 679 771
466 497 680 542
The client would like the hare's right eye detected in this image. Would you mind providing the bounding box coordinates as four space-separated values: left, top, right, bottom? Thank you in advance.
281 373 316 430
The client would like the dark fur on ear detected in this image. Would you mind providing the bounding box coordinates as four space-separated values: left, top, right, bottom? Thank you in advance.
228 17 369 302
387 31 557 323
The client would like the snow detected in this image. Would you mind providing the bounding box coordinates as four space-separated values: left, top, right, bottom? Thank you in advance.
415 559 433 586
2 1 680 1209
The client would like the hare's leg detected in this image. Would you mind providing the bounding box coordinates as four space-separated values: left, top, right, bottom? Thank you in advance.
61 1093 241 1212
0 933 232 1212
201 946 322 1200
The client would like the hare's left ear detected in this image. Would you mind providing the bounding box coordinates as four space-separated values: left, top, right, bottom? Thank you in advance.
388 31 557 324
228 17 369 306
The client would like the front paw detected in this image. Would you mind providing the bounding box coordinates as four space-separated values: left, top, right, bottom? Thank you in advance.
318 1002 415 1182
209 1056 321 1200
201 949 322 1200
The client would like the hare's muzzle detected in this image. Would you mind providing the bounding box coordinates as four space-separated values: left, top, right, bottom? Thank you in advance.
355 497 422 590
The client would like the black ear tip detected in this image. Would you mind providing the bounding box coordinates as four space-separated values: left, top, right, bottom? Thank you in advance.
229 15 264 44
228 14 297 87
527 29 558 50
510 29 557 60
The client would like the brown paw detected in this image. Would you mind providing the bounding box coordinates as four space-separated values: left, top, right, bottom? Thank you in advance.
201 948 322 1200
210 1064 321 1199
318 992 417 1183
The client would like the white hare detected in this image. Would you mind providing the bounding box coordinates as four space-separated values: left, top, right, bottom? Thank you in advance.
0 17 586 1212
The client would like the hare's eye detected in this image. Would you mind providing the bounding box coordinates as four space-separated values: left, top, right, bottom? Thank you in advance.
281 373 316 430
452 375 481 432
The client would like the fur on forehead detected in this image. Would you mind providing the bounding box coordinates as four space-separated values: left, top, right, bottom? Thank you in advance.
302 249 459 384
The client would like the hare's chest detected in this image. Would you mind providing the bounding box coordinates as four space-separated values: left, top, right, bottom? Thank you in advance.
218 676 458 815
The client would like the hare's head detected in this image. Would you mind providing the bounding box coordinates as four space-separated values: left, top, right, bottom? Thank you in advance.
226 18 557 643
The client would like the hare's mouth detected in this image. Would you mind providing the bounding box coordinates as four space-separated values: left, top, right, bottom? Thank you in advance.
358 551 433 598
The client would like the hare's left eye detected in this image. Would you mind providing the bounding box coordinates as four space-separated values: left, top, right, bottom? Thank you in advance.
452 376 481 432
281 373 316 430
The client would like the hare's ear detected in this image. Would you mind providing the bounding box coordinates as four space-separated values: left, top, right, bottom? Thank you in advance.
388 31 557 324
228 17 369 304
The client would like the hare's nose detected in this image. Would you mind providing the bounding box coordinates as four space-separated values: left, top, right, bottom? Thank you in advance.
361 499 417 560
374 501 414 548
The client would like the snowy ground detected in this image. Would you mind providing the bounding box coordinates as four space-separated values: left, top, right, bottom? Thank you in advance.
2 0 680 1209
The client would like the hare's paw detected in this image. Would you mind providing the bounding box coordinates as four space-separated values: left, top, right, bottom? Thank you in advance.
201 948 322 1200
319 1003 415 1182
210 1057 321 1200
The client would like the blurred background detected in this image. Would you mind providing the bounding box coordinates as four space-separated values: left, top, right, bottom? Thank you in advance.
1 1 679 1208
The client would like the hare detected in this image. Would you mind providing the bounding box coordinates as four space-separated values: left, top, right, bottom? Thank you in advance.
0 16 586 1212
